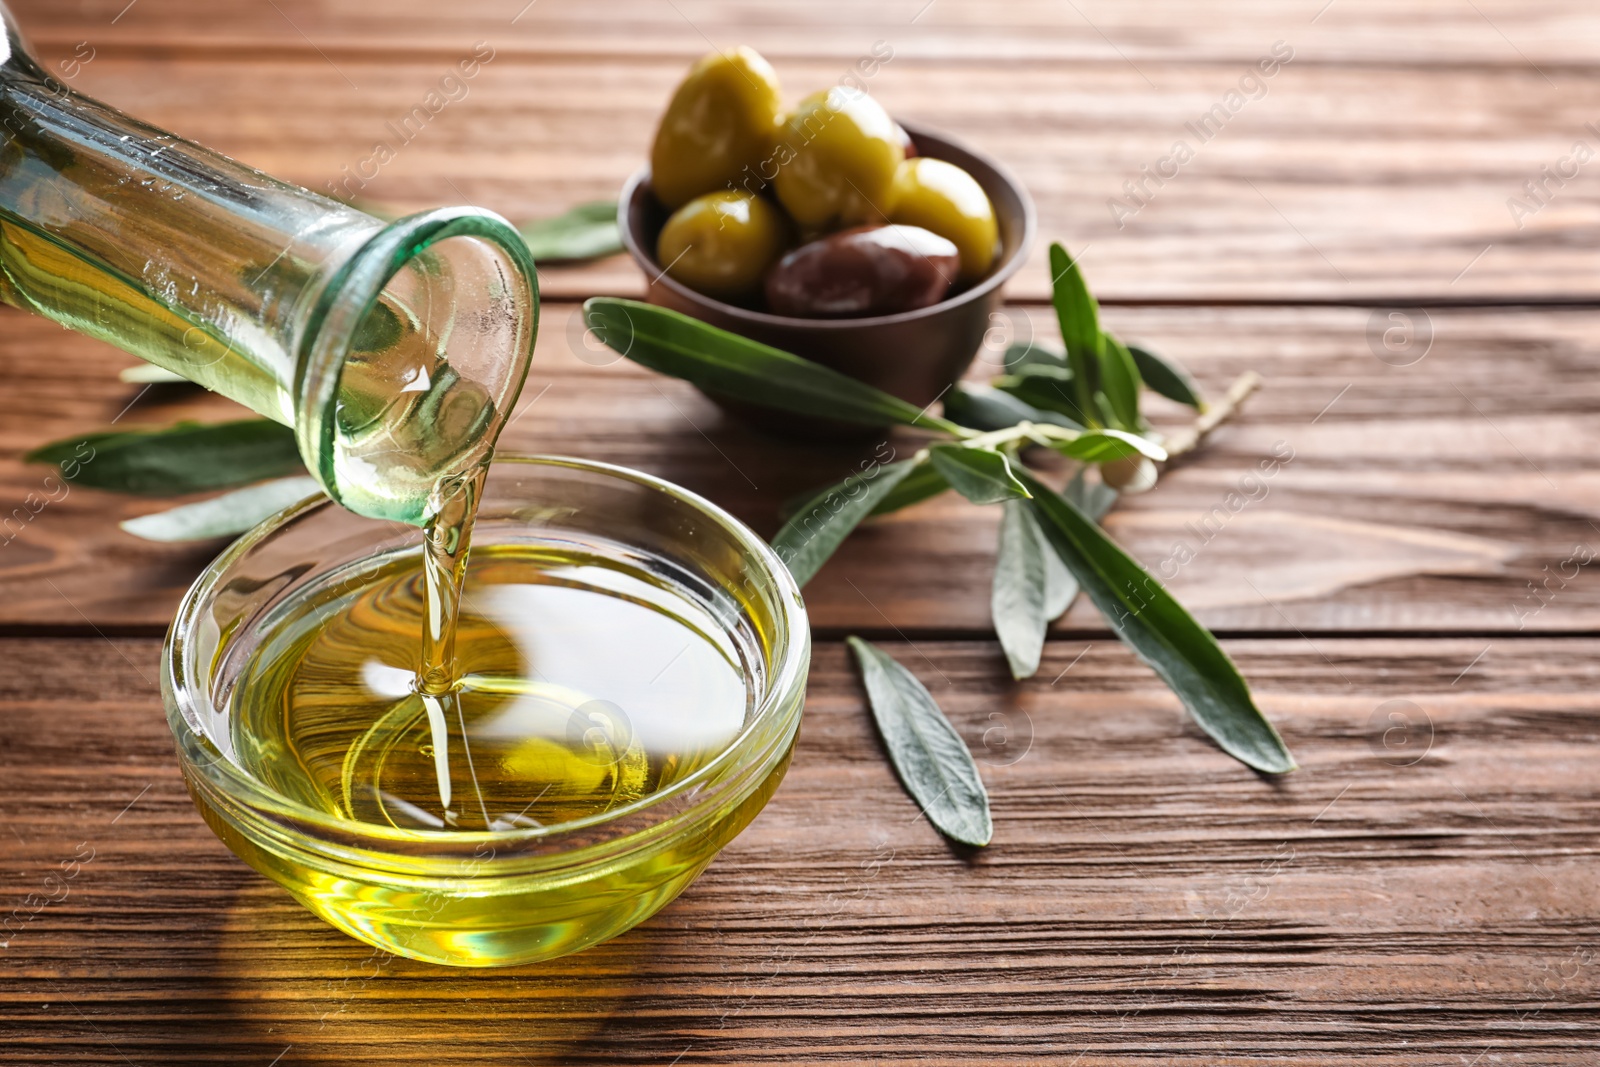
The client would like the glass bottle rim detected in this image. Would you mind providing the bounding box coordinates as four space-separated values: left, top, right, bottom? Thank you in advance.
294 206 540 523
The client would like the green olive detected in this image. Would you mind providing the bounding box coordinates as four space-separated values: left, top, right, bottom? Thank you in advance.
888 157 999 281
772 89 904 230
649 47 784 210
656 191 788 301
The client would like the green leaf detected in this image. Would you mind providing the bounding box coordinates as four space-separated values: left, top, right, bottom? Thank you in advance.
847 636 992 847
1097 333 1145 431
928 445 1031 505
992 499 1052 679
1040 513 1078 621
1048 243 1101 425
584 298 967 435
1045 471 1118 620
992 367 1090 427
950 382 1083 433
777 456 945 522
118 364 190 384
1128 342 1206 411
1002 339 1067 373
1064 466 1119 521
1053 428 1166 464
869 457 949 516
519 200 624 262
995 471 1121 678
1016 468 1295 774
26 420 304 496
119 476 324 542
771 460 917 586
1005 362 1077 386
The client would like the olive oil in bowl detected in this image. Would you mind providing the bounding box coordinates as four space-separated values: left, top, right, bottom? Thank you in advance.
230 542 751 835
165 457 808 967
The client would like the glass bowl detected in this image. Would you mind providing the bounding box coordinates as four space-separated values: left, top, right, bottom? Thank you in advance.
162 455 808 967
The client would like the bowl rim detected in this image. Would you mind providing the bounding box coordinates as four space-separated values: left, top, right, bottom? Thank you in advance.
619 119 1037 330
162 453 809 847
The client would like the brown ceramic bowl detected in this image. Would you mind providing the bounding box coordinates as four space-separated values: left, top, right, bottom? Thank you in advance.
619 120 1036 437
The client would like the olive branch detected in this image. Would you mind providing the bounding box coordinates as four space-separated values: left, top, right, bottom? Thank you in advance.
583 242 1292 846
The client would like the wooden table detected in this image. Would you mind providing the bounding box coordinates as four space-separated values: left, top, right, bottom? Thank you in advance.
3 2 1597 1062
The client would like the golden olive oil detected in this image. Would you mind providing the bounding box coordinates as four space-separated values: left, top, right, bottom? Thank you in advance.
179 463 803 966
228 535 753 835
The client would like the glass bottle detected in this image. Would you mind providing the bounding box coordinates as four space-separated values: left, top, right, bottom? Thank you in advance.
0 4 538 525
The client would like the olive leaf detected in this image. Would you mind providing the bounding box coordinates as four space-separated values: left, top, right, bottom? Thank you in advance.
771 460 917 586
994 365 1086 424
584 298 968 435
1053 428 1166 464
870 457 949 516
1096 333 1145 432
1016 467 1294 774
568 239 1278 791
777 456 937 521
1002 339 1069 374
1048 242 1101 426
992 500 1053 679
26 419 304 496
120 476 324 542
945 382 1081 433
999 332 1181 428
1128 343 1206 412
519 200 623 262
993 470 1119 679
1045 470 1119 620
847 636 992 847
927 445 1030 505
1065 465 1119 521
1040 505 1079 621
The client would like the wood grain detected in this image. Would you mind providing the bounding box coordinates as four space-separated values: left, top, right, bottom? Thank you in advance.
5 32 1597 303
1 635 1595 1065
4 302 1598 635
15 0 1600 67
5 2 1599 1062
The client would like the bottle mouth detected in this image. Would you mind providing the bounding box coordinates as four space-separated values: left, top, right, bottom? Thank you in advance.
295 207 539 525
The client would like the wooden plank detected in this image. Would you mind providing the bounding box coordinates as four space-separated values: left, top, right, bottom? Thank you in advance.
4 48 1595 303
2 303 1597 635
3 6 1593 1066
15 0 1600 67
1 635 1595 1064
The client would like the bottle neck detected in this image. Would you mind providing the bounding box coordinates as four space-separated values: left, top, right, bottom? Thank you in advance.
0 9 538 524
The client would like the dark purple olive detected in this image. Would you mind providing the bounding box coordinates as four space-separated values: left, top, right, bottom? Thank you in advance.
764 224 958 318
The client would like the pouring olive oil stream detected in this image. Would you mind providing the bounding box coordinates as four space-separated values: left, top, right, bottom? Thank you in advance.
1 7 750 835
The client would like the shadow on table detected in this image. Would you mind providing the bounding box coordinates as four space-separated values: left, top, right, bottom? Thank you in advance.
199 878 698 1064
